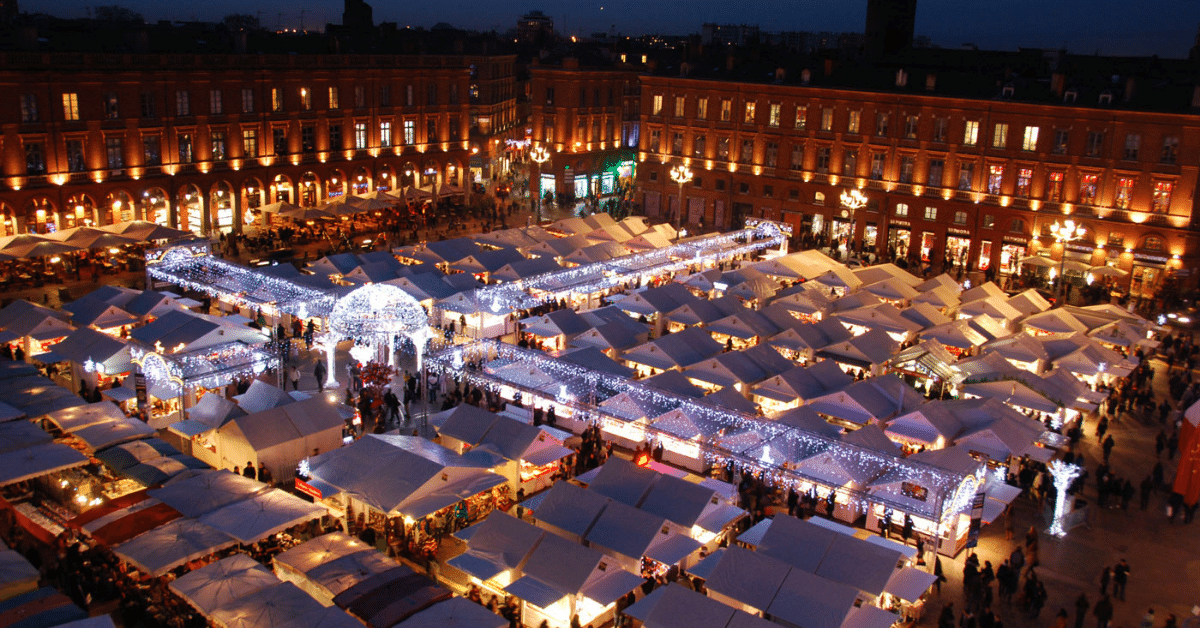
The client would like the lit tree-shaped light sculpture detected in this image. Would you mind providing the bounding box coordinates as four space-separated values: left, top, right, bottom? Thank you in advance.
1047 460 1083 537
328 283 431 369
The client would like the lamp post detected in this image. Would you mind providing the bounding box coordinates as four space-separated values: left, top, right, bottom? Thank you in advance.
530 145 550 223
669 163 693 230
1049 219 1086 305
839 188 867 257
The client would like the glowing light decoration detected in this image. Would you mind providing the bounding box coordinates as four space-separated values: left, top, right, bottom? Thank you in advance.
328 283 431 369
297 457 311 479
349 344 375 365
1047 460 1082 536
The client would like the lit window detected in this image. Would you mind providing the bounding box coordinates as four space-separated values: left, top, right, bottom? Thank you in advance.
721 99 732 122
992 123 1008 148
242 129 257 157
821 108 833 131
744 101 756 124
923 206 937 220
1152 181 1173 213
987 164 1004 194
1079 174 1098 204
1086 131 1104 157
847 110 860 134
211 131 226 160
963 120 979 146
380 121 392 147
1046 171 1064 202
652 94 663 115
953 211 968 225
1114 177 1135 209
895 203 909 217
696 98 708 119
62 93 80 121
904 115 918 139
795 105 807 129
300 88 312 111
768 103 781 127
1021 126 1039 151
875 113 888 136
674 96 685 117
329 86 339 109
403 120 415 145
354 122 367 149
1016 168 1032 197
932 117 947 142
271 88 284 112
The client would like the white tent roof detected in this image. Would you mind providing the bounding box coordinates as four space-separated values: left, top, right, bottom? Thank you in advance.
706 546 791 612
0 549 39 590
839 604 901 628
170 554 280 615
71 417 155 453
0 441 89 486
209 581 330 628
527 480 609 537
882 566 938 602
114 518 237 576
198 489 326 544
149 469 266 518
43 401 128 432
767 568 860 628
585 499 668 561
446 512 544 582
234 380 295 415
757 515 839 573
397 597 508 628
587 457 658 508
639 473 718 528
273 533 372 578
814 534 902 596
514 532 603 598
303 549 398 599
644 583 736 628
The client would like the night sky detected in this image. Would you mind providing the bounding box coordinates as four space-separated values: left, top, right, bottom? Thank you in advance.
22 0 1200 57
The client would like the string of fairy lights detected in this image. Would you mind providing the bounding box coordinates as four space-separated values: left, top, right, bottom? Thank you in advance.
429 339 976 522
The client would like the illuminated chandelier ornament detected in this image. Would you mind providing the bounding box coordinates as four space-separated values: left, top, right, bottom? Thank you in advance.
1047 460 1083 536
329 283 431 369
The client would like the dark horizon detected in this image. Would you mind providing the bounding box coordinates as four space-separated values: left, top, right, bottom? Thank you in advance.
18 0 1200 58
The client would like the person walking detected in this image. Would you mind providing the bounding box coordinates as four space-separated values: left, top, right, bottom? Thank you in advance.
1074 593 1090 628
1112 559 1129 601
1099 566 1111 597
314 359 327 393
288 364 300 391
1093 596 1114 628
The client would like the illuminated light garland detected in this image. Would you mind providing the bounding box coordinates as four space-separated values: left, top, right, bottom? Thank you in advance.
429 339 977 520
329 283 432 369
1047 460 1083 536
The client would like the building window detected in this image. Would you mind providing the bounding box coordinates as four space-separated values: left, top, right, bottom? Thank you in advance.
271 88 284 112
1010 218 1025 233
795 105 807 129
300 88 312 111
953 211 968 225
102 137 121 169
652 94 663 115
693 135 706 157
844 149 858 175
1107 232 1124 247
672 132 684 155
1114 177 1134 209
177 133 193 163
403 120 415 145
982 214 995 229
354 122 367 149
242 129 257 157
816 147 830 172
1078 173 1098 204
875 113 888 136
899 155 915 183
545 87 555 106
740 139 754 163
1086 131 1104 157
300 126 314 152
924 206 937 221
1152 181 1173 213
103 93 119 119
721 99 732 122
1021 126 1038 151
63 93 80 121
674 96 685 117
1161 136 1178 164
175 90 190 116
25 142 45 174
765 142 778 168
1143 236 1164 252
895 203 909 217
963 120 979 146
63 139 84 172
1124 133 1141 160
543 116 554 143
958 162 974 190
932 117 947 142
649 129 661 153
354 85 366 108
992 123 1008 148
789 188 800 201
329 86 340 109
1016 168 1032 197
769 103 781 127
241 88 254 114
450 83 459 105
821 107 834 131
1051 129 1068 154
904 115 918 139
928 159 944 187
272 128 286 155
328 125 341 150
740 182 751 194
380 121 392 147
406 85 414 107
744 102 756 124
987 164 1004 194
143 135 161 166
697 98 708 120
378 84 390 107
20 93 37 122
427 119 437 143
714 136 727 160
715 179 725 191
870 153 885 179
763 185 774 198
1047 171 1064 202
848 110 861 134
813 191 824 205
790 144 803 170
211 131 226 160
209 90 222 115
428 84 439 106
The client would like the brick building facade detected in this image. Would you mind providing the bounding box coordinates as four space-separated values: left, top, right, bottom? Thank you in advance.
0 52 472 235
635 74 1200 298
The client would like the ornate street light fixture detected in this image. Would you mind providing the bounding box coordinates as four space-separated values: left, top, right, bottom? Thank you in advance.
530 145 551 223
1049 219 1086 304
669 164 693 230
839 188 868 255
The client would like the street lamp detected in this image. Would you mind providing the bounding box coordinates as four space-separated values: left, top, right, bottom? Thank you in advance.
839 188 867 256
530 145 550 223
1049 218 1086 304
669 164 693 230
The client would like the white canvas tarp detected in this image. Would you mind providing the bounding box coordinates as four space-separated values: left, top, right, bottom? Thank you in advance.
71 417 155 453
149 470 266 518
43 401 128 433
882 567 938 602
198 489 326 544
170 554 280 615
0 442 89 486
209 581 330 628
114 518 237 576
274 533 372 581
644 583 735 628
446 512 544 582
397 597 508 628
767 568 859 628
705 546 791 612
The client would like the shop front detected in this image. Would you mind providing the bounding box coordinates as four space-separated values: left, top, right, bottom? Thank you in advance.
945 230 972 272
919 231 937 264
1130 253 1169 299
999 237 1028 276
887 222 912 259
976 240 993 273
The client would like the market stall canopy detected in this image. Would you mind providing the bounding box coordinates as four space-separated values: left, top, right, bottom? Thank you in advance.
149 469 267 518
102 220 192 242
705 546 792 612
198 489 326 544
768 567 861 628
584 498 670 562
43 401 128 433
503 532 604 609
1006 289 1052 317
958 297 1024 323
1022 309 1088 335
756 515 839 573
209 581 332 628
0 550 41 600
169 554 280 616
883 567 939 603
525 480 609 538
71 416 155 453
113 518 237 576
644 583 737 628
234 380 296 415
395 597 508 628
446 512 544 582
62 298 138 331
0 588 88 627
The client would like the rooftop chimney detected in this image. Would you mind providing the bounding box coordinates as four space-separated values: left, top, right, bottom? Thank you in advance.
1050 72 1065 97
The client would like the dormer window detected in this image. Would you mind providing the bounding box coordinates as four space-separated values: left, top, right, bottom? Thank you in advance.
1099 90 1113 105
1064 88 1078 104
1001 84 1014 98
